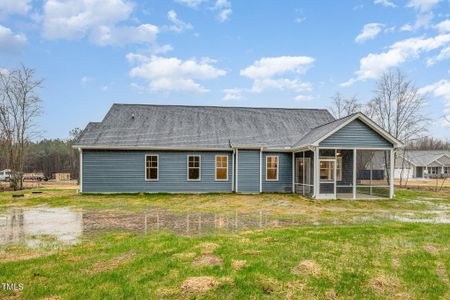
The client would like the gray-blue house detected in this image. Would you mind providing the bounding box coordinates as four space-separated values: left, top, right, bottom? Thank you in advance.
74 104 403 199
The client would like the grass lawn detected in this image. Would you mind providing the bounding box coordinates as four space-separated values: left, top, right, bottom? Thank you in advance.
0 189 449 299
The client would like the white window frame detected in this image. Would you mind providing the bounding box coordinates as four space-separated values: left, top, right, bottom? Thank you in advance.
187 155 201 181
145 154 159 181
319 159 336 182
266 155 279 181
215 155 228 181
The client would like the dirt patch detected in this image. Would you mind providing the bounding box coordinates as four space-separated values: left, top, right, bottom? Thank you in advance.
192 255 222 267
369 274 402 294
424 244 439 254
285 281 306 299
0 251 54 263
292 260 321 276
88 250 136 273
436 263 449 285
181 276 220 293
232 259 247 270
392 258 401 268
196 242 219 254
241 249 262 255
172 252 196 260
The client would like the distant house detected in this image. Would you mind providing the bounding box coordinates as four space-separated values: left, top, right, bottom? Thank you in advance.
395 150 450 179
74 104 403 199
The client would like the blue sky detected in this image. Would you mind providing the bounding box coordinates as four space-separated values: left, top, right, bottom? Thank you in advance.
1 0 450 139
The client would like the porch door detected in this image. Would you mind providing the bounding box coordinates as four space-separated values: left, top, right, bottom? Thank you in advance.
319 158 336 198
295 157 311 193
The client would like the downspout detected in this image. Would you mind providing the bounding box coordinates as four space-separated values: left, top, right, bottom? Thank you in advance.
78 148 83 193
231 148 235 192
259 147 263 193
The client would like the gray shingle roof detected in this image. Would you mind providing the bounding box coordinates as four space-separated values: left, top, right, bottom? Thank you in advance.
401 150 450 166
75 103 336 148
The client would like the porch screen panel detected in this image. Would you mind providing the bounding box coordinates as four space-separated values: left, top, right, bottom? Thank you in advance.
356 150 390 198
336 150 354 196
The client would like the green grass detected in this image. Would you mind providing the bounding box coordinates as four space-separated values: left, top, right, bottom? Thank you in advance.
0 189 449 299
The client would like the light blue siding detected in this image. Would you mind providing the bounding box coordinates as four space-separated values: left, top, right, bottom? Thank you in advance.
82 150 233 193
262 152 292 193
237 149 260 193
320 119 393 148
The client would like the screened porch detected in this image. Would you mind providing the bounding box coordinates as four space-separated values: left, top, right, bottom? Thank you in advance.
294 148 394 199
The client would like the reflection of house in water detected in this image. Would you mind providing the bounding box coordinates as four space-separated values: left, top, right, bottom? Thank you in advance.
0 208 83 247
82 210 284 235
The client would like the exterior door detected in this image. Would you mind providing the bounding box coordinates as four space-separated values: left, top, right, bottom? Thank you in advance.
296 157 311 194
319 158 336 198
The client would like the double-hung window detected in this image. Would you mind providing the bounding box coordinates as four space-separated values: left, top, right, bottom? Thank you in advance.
266 156 279 181
188 155 201 180
215 155 228 180
145 155 158 180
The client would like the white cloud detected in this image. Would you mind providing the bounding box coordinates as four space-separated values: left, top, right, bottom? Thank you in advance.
213 0 232 22
0 68 9 75
80 76 94 87
342 34 450 86
0 25 27 53
426 46 450 65
294 17 306 24
167 10 193 32
223 88 242 100
374 0 397 7
434 19 450 33
406 0 441 12
240 56 314 97
90 24 158 46
42 0 159 46
419 79 450 126
295 94 314 101
127 54 226 93
241 56 314 79
0 0 31 17
174 0 204 8
400 0 442 32
355 23 384 43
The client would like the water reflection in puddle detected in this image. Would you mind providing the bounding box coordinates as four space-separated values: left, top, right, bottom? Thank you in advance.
1 207 449 247
0 207 303 247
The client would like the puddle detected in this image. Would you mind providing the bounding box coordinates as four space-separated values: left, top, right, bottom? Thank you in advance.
0 207 83 247
1 206 449 248
0 207 310 247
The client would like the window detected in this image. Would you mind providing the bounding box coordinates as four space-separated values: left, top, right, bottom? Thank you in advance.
215 155 228 180
427 166 439 175
266 156 279 181
145 155 158 180
320 160 335 181
336 156 342 181
187 155 201 180
444 167 449 174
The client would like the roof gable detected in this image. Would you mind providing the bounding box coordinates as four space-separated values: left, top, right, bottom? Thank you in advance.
320 119 393 148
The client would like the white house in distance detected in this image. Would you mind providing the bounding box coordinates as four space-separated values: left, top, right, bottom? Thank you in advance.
395 150 450 180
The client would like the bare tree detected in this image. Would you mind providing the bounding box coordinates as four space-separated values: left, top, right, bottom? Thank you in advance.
329 93 362 118
0 65 43 190
367 69 428 187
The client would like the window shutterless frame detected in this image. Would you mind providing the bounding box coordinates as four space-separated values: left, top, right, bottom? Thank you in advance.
144 154 159 181
266 155 279 181
215 155 228 181
187 155 201 181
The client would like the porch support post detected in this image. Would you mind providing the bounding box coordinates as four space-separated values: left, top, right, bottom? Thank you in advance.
231 149 235 192
313 147 320 198
353 148 356 199
389 149 394 199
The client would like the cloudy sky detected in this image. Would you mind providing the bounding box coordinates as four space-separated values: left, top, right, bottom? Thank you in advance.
1 0 450 139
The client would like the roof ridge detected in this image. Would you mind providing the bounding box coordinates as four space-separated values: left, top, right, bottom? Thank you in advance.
111 103 330 111
307 112 358 131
